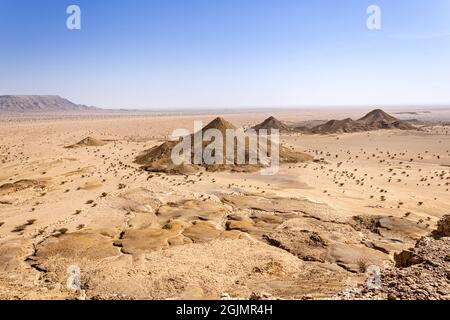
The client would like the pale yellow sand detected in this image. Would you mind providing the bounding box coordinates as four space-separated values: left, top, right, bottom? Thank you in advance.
0 110 449 299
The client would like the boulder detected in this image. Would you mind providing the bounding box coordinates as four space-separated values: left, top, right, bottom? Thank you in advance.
436 215 450 238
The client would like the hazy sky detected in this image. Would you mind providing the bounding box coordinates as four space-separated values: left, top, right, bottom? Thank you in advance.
1 0 450 109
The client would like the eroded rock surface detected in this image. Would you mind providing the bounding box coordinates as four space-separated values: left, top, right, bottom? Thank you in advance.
337 220 450 300
0 190 444 300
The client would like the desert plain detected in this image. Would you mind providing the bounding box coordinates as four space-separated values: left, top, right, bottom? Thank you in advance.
0 108 449 300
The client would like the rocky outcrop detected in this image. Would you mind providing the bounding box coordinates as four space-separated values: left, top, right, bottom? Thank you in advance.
251 116 291 132
308 109 416 134
0 95 99 112
336 215 450 300
135 117 312 174
435 214 450 238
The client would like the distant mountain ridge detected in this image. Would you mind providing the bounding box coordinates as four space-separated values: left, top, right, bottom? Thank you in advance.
251 116 291 132
358 109 400 124
357 109 415 130
0 95 99 112
311 118 368 134
309 109 416 134
253 109 417 135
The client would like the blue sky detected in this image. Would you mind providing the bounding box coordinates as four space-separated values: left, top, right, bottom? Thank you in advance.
1 0 450 109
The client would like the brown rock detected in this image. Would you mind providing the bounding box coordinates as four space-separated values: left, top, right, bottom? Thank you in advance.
394 250 424 268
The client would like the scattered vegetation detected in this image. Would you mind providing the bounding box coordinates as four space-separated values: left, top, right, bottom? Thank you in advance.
357 258 369 273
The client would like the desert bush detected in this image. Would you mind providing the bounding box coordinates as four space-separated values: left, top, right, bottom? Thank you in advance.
357 258 369 273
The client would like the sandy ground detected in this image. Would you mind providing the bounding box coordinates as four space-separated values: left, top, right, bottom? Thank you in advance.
0 110 449 300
